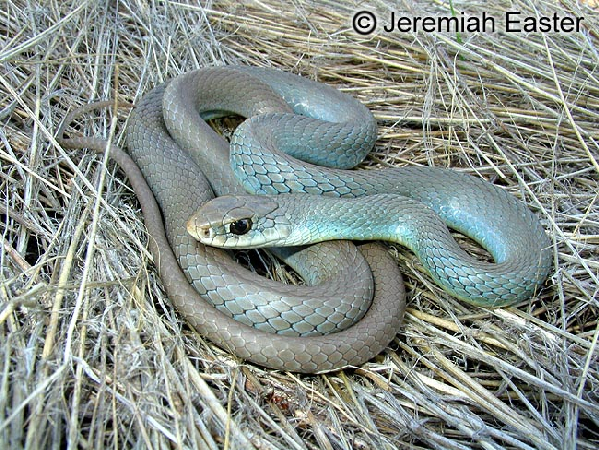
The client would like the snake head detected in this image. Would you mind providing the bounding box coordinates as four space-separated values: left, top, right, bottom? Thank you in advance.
187 195 292 248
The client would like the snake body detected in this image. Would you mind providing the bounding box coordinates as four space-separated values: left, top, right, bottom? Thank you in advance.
63 66 550 372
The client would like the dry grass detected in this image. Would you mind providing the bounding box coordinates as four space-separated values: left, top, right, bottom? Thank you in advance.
1 0 598 448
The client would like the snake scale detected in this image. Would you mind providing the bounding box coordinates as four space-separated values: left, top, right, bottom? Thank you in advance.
62 66 551 373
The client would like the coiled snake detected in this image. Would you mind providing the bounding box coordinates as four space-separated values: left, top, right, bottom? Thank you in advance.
61 66 551 373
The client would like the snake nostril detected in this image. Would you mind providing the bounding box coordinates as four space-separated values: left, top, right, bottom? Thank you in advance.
200 227 211 239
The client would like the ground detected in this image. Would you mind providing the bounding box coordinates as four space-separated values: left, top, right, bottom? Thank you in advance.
0 1 598 449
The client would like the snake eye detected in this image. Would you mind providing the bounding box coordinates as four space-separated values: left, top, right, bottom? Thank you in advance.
229 218 252 235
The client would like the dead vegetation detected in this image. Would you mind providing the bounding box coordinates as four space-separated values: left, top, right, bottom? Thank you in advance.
1 0 598 448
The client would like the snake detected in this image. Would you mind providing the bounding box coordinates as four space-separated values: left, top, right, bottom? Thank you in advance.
60 66 551 373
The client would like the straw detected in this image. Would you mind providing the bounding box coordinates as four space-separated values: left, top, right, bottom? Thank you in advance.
1 0 597 448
